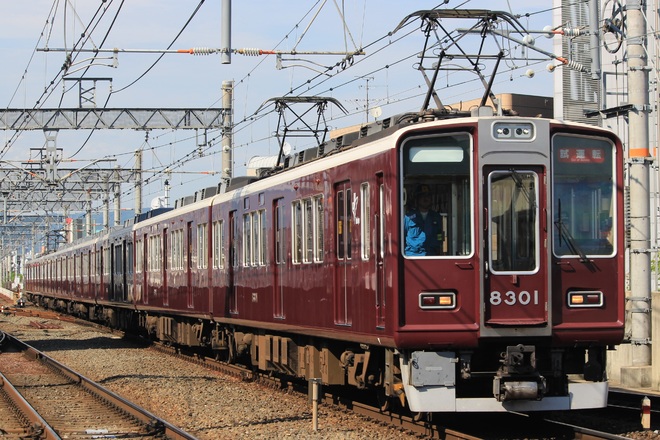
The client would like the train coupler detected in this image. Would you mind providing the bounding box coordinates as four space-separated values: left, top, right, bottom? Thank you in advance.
493 344 547 402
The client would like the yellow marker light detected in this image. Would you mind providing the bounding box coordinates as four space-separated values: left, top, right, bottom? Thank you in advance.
438 296 453 306
571 295 585 305
419 292 456 310
568 291 603 308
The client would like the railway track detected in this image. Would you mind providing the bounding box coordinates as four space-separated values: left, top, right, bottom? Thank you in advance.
0 297 652 439
0 330 197 440
154 341 640 439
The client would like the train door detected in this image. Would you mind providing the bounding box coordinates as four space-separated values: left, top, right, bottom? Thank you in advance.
109 244 115 301
142 235 148 305
121 241 127 302
163 228 169 307
228 210 238 314
273 198 285 319
483 166 549 331
375 174 386 328
334 181 353 326
187 222 193 308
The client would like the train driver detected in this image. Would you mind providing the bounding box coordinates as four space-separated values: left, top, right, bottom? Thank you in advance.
404 184 443 256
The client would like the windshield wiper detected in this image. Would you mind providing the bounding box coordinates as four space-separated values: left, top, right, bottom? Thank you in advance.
555 198 589 263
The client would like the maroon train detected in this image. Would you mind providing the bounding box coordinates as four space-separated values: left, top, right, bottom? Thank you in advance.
25 107 625 413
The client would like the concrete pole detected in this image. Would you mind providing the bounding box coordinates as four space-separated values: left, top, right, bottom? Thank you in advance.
221 80 234 186
588 0 601 81
114 182 121 226
103 182 110 230
135 150 143 215
625 0 652 382
85 191 93 237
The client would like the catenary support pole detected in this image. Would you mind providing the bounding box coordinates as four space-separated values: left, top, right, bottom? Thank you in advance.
221 81 234 186
625 0 653 383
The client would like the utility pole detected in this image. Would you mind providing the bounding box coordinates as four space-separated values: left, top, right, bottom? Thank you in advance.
623 0 653 387
221 80 233 185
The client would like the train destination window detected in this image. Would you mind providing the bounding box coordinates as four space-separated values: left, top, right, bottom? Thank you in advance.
488 170 539 273
401 133 472 257
552 134 616 257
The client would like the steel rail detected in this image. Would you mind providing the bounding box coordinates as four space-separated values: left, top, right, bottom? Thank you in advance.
1 331 199 440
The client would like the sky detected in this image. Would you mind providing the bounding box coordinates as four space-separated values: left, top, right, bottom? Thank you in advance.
0 0 559 214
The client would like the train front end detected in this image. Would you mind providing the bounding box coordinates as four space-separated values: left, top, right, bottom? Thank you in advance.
395 114 624 412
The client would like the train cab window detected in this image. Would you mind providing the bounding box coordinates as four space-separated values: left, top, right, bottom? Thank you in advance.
401 133 472 257
488 170 539 273
551 134 616 257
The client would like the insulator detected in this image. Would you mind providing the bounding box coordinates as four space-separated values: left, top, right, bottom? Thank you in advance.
190 47 216 56
564 59 588 73
238 48 261 56
561 27 584 37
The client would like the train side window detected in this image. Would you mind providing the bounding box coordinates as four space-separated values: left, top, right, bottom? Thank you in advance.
337 191 344 258
170 231 176 270
251 211 259 265
213 220 225 269
314 195 324 262
304 198 314 263
197 223 208 269
127 242 133 275
243 214 252 267
337 189 352 259
275 201 284 264
260 209 266 265
231 212 238 268
361 182 370 260
176 229 184 270
135 241 143 273
292 200 303 264
104 246 111 276
150 235 162 273
252 210 266 266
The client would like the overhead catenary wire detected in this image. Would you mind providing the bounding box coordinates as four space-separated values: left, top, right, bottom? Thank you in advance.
3 1 569 232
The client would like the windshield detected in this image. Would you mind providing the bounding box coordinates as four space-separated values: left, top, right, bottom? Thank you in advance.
488 170 539 273
401 133 472 258
552 134 616 257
